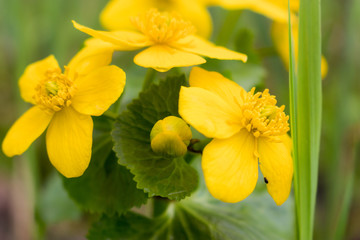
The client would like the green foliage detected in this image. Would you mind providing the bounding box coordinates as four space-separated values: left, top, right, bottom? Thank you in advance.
235 28 260 64
87 161 294 240
38 172 81 224
112 75 198 201
63 117 147 215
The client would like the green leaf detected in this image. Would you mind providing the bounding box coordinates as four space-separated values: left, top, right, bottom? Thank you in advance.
87 161 294 240
63 116 147 215
88 197 294 240
112 75 198 201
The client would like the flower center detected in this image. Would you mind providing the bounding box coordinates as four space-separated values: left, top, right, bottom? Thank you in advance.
130 8 196 44
241 88 289 138
34 68 75 112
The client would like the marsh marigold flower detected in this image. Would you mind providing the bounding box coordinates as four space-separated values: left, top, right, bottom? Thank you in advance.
202 0 298 22
2 46 125 178
179 67 293 205
271 19 328 78
100 0 212 38
203 0 328 77
73 8 247 72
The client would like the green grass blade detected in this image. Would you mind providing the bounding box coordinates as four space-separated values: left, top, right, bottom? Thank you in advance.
288 0 322 239
287 0 299 237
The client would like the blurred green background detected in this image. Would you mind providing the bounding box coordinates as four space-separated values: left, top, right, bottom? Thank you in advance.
0 0 359 239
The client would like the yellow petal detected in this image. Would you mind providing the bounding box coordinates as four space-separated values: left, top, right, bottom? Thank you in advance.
179 86 242 139
19 55 60 104
203 0 299 19
100 0 153 32
278 134 292 152
134 45 206 72
198 0 223 5
258 136 293 205
212 0 293 22
243 0 291 22
84 37 118 48
174 35 247 62
67 39 115 79
189 67 247 108
2 106 53 157
72 21 152 50
269 0 299 12
320 56 328 79
265 0 299 11
171 0 213 38
71 66 126 116
202 129 258 203
46 107 93 178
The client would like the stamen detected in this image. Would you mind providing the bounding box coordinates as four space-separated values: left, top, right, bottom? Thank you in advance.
34 68 75 112
241 88 290 138
130 8 196 44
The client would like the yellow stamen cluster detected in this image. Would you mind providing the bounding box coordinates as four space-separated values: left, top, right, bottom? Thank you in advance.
34 69 75 112
131 8 196 43
241 88 289 138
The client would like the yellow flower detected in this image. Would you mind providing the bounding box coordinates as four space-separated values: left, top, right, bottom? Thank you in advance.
204 0 328 78
179 67 293 205
2 45 126 178
203 0 298 22
271 19 328 78
100 0 212 38
73 8 247 72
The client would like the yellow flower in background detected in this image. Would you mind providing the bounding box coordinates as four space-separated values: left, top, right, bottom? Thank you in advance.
73 9 247 72
179 67 293 205
272 20 328 78
2 45 126 178
203 0 328 77
100 0 212 38
203 0 298 22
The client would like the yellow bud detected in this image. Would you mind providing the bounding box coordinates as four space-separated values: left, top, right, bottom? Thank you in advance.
150 116 192 157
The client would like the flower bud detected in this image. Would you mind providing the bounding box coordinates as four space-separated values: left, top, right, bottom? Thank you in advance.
150 116 192 157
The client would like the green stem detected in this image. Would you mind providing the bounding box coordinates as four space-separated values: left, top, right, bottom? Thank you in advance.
187 138 211 154
153 197 171 218
142 68 157 90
